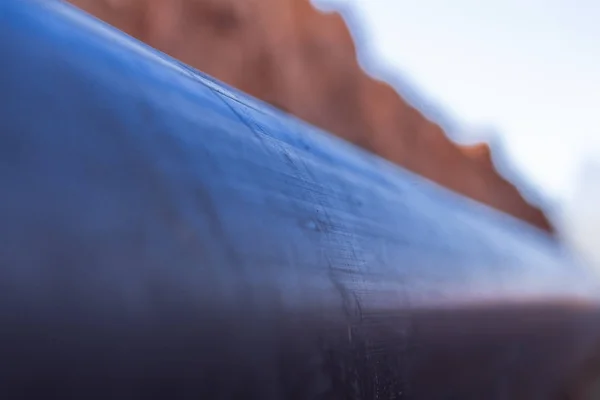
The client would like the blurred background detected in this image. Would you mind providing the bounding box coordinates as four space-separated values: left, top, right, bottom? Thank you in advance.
69 0 600 269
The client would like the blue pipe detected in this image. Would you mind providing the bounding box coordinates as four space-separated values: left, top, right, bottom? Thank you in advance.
0 0 599 398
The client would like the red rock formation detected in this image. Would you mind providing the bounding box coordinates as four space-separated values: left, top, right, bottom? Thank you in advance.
68 0 554 233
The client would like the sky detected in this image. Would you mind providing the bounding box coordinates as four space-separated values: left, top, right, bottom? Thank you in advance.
313 0 600 206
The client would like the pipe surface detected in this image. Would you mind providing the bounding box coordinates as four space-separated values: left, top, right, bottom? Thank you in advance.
1 0 600 398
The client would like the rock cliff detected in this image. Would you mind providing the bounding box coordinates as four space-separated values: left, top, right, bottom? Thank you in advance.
68 0 554 233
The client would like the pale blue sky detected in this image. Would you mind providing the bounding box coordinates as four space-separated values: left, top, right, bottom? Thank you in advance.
314 0 600 205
